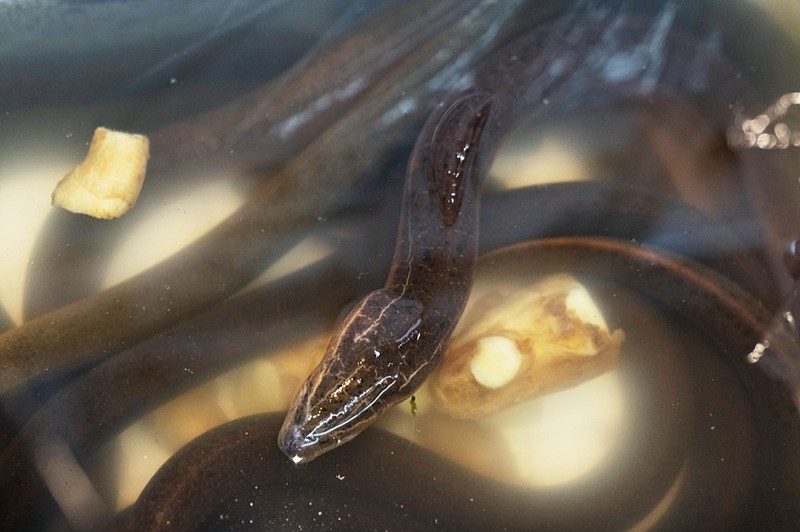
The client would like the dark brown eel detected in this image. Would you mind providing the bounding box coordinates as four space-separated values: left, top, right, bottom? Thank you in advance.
3 3 800 530
272 8 606 463
21 0 485 321
0 0 525 396
0 182 777 530
120 238 798 531
274 6 781 462
279 92 494 462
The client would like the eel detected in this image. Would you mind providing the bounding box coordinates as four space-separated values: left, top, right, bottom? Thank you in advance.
22 0 487 320
120 238 798 531
1 1 800 528
0 0 524 396
278 92 495 462
276 5 780 462
0 182 775 530
273 7 619 464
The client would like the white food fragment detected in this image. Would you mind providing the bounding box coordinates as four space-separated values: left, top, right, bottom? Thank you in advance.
51 127 149 219
565 286 608 331
470 336 522 389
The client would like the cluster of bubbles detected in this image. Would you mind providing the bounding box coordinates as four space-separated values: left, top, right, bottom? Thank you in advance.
728 92 800 149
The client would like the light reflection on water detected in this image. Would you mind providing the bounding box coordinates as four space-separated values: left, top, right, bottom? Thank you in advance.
0 158 76 325
485 372 625 487
102 179 244 288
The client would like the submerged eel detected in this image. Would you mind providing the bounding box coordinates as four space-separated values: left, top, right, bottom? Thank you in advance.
0 0 524 396
279 93 494 462
1 3 800 529
123 238 796 531
275 8 622 463
0 183 775 530
275 6 777 462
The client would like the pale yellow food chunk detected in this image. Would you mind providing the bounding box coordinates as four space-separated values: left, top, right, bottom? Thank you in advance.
470 336 522 389
52 127 149 219
432 274 624 418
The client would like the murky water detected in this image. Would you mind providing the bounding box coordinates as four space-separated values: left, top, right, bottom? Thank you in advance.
2 0 800 530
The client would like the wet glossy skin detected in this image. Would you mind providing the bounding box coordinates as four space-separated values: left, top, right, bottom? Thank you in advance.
1 182 773 530
275 5 771 464
122 238 794 530
3 3 799 529
274 12 599 462
278 93 494 462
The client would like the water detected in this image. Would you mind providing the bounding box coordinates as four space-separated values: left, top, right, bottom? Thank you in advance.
2 0 800 530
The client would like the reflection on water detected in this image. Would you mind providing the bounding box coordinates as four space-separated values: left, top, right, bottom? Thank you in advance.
103 180 244 289
0 166 59 325
484 372 625 487
729 92 800 150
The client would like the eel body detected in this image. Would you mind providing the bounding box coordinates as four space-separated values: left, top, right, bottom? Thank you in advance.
278 93 494 462
4 3 798 529
276 5 781 463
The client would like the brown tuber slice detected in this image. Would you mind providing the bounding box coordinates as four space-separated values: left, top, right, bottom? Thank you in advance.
52 127 149 219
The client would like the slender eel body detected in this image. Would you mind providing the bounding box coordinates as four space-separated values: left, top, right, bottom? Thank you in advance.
0 0 520 397
5 5 799 529
124 238 791 530
278 93 494 462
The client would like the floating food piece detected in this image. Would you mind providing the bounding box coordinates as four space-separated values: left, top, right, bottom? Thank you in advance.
52 127 149 219
431 274 624 418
